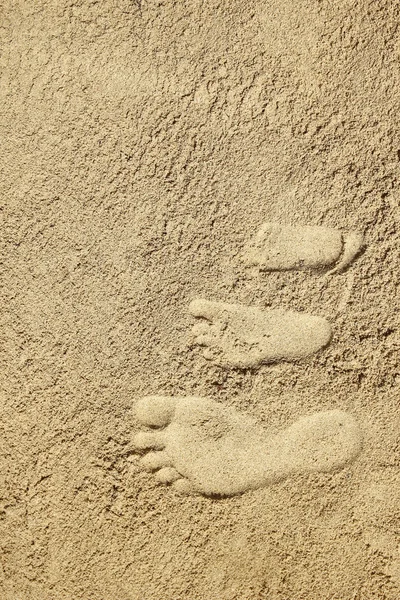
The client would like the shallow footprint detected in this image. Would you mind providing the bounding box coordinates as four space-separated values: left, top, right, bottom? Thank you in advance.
189 299 331 368
134 395 362 497
243 222 363 273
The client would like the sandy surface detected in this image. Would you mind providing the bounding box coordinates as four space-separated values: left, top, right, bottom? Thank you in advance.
1 1 400 598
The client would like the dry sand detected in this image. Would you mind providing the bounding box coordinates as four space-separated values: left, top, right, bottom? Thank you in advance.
1 0 400 598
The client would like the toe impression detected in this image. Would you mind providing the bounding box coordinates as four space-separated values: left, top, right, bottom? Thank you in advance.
136 396 176 427
172 478 197 495
155 467 181 484
140 451 172 471
189 298 222 321
134 431 166 451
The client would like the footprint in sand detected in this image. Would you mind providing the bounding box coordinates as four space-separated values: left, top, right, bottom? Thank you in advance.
134 395 362 497
189 299 331 368
243 222 364 274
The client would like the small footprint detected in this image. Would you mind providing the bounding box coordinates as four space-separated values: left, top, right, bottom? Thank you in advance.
243 222 364 273
189 299 331 368
134 395 362 497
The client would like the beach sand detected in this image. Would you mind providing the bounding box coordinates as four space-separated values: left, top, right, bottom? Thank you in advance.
1 1 399 598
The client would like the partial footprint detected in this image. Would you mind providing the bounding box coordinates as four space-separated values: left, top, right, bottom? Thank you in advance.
134 395 362 497
189 299 331 368
243 222 364 273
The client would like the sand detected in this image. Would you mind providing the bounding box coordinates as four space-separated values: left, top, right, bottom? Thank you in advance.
1 0 400 598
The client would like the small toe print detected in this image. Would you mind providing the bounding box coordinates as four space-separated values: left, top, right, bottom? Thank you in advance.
133 431 165 451
139 451 172 471
155 467 181 484
189 299 221 321
172 478 197 495
136 395 176 427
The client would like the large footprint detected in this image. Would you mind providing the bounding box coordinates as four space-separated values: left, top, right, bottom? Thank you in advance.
189 299 331 368
134 396 362 497
353 473 400 586
243 222 364 274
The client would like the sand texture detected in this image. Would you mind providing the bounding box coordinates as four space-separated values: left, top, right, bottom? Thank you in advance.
1 1 400 599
